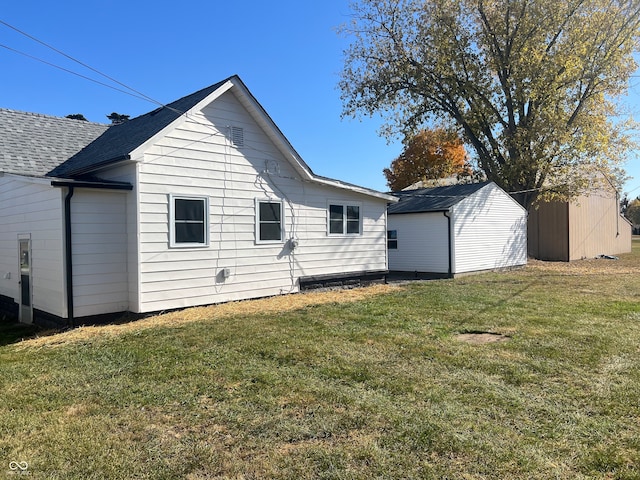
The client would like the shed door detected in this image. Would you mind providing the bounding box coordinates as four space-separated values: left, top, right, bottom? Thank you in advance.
19 238 33 324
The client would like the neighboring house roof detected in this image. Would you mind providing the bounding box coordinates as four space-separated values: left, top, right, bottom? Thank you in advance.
0 108 108 177
388 181 491 214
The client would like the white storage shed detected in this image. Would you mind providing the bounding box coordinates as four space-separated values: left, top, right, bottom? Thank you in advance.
387 182 527 276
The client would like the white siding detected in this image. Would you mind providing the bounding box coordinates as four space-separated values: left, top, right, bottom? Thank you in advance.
94 163 140 313
0 176 66 317
71 189 129 317
133 91 389 313
452 183 527 273
388 212 450 274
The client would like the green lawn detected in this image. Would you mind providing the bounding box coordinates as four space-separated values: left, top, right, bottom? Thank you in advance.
1 241 639 479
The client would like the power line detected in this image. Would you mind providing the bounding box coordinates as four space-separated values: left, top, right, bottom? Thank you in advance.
0 43 151 103
0 19 164 109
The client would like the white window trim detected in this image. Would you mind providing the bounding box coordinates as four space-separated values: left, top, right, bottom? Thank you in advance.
327 201 363 236
169 194 210 248
255 198 285 244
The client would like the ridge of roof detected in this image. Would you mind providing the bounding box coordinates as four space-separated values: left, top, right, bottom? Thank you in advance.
48 77 233 177
388 181 491 214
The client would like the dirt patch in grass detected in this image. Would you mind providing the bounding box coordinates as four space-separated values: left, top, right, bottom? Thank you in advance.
455 332 511 344
525 256 637 276
18 283 402 349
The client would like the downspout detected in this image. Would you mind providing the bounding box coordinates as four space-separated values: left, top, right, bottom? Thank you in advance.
64 186 75 328
443 210 453 277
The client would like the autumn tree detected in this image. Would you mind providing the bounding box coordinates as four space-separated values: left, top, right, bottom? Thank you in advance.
383 128 471 190
339 0 640 209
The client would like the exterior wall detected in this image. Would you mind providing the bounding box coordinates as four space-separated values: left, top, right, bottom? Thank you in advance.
0 176 66 318
527 201 569 261
94 163 140 314
452 183 527 274
387 212 450 274
568 192 632 260
71 189 129 317
528 188 632 261
133 90 389 313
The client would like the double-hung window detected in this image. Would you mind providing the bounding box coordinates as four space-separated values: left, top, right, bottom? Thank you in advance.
169 195 209 247
387 230 398 249
328 203 361 235
256 200 283 243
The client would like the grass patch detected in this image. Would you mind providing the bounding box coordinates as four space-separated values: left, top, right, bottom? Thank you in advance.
1 240 640 478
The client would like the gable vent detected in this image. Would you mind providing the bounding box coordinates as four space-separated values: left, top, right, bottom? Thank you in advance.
230 126 244 147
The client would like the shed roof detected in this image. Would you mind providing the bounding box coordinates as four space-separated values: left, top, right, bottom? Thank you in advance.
388 182 491 214
0 108 108 176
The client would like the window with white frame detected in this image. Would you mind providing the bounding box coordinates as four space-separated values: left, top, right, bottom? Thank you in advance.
328 203 361 235
256 200 283 243
169 195 209 247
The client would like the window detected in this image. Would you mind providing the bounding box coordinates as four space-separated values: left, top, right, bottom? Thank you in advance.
387 230 398 249
328 203 361 235
257 200 283 242
170 195 209 247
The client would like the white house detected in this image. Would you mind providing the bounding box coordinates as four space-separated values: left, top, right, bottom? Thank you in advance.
387 182 527 276
0 75 397 326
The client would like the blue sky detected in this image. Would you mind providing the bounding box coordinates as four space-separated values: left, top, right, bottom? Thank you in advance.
1 1 638 197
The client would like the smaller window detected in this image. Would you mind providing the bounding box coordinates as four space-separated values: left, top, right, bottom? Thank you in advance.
170 195 209 247
257 200 283 243
387 230 398 249
328 203 361 235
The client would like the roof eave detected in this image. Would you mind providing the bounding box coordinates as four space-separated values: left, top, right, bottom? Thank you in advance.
55 154 132 178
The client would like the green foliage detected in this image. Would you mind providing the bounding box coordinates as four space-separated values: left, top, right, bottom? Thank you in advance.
625 197 640 224
339 0 640 208
106 112 130 125
65 113 87 121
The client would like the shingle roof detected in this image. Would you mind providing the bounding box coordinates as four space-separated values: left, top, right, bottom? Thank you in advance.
388 182 490 214
48 78 231 177
0 109 108 177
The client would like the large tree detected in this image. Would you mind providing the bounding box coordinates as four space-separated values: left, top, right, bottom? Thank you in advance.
626 196 640 225
339 0 640 209
383 128 471 190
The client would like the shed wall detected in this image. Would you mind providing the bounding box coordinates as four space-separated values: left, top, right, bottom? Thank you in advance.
387 212 450 274
568 192 632 260
527 201 569 261
453 183 527 273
